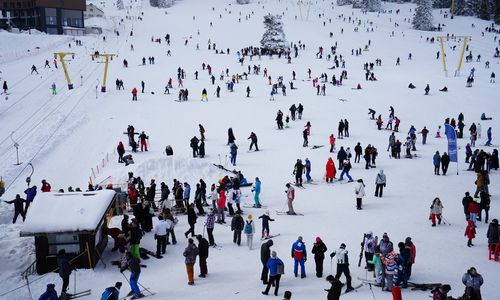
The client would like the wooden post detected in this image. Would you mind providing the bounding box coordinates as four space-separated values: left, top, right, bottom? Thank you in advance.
85 242 93 269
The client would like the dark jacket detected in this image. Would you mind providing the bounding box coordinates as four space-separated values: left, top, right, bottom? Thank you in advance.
231 214 244 231
441 153 450 166
130 226 142 245
197 237 210 259
327 279 343 300
38 284 58 300
487 222 499 244
187 207 197 225
24 187 37 202
57 255 72 278
258 214 274 228
5 196 26 212
312 241 328 260
261 240 274 264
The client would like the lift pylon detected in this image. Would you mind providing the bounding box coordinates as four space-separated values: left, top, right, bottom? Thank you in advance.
93 54 116 92
54 52 75 89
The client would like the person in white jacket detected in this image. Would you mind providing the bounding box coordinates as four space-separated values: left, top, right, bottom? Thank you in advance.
244 214 256 250
355 179 366 210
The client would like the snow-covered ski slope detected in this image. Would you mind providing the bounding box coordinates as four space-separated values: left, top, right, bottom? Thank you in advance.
0 0 499 299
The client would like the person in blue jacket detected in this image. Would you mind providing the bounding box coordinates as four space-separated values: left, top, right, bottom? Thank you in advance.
251 177 261 207
262 251 284 296
38 283 58 300
433 151 441 175
304 158 312 182
24 185 37 215
100 282 122 300
485 127 492 146
291 236 307 278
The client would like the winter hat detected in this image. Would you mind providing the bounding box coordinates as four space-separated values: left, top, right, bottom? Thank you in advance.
248 214 253 220
441 284 451 292
366 231 373 237
357 179 363 183
405 237 412 244
316 237 322 243
265 210 270 216
115 282 122 289
298 236 303 241
271 251 277 258
340 243 346 249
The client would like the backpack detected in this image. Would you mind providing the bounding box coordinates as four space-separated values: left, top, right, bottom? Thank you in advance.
244 221 253 234
100 287 118 300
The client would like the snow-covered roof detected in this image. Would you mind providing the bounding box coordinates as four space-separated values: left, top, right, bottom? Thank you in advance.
20 190 115 236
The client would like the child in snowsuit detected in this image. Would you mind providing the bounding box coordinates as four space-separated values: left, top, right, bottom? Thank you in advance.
465 220 476 247
258 211 274 238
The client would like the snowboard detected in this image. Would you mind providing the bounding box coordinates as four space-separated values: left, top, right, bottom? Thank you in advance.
276 211 304 216
357 277 381 286
343 284 363 294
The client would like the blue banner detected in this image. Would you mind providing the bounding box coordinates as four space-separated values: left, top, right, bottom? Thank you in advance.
445 124 458 162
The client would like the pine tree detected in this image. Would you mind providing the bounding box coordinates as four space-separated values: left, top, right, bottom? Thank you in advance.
260 14 287 50
478 0 490 19
352 0 363 8
465 0 480 15
454 0 467 15
413 0 434 30
236 0 251 4
336 0 353 6
362 0 381 11
117 0 124 10
495 0 500 23
150 0 158 7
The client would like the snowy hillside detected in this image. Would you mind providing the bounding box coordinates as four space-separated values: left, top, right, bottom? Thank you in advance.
0 0 499 299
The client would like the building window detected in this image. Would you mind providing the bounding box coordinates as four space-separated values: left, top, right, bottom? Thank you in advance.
46 16 56 25
72 18 82 27
47 233 80 255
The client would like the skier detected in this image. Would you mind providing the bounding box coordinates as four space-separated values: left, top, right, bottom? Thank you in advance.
259 210 274 239
262 251 284 296
201 88 208 101
419 126 429 144
312 237 328 278
138 131 148 152
354 179 365 210
330 243 354 293
230 143 238 166
391 257 404 300
465 220 476 247
196 235 209 278
424 84 430 95
51 82 56 95
362 232 378 272
246 86 251 97
325 158 336 183
291 236 307 278
244 214 256 250
302 128 308 147
461 267 483 299
190 136 199 157
2 81 7 94
433 151 441 175
231 213 244 246
297 103 304 119
4 194 26 223
205 209 216 246
261 239 274 284
252 177 262 208
227 127 236 145
485 127 492 146
23 185 37 215
184 204 197 238
325 275 343 300
31 65 39 74
304 158 312 182
57 249 74 298
374 170 386 197
199 124 205 141
216 187 226 224
39 284 59 300
286 183 296 215
132 88 138 101
183 238 199 285
487 219 500 261
441 152 450 175
100 282 121 300
293 159 304 186
338 159 353 182
329 134 336 152
290 104 297 120
430 197 443 226
431 284 451 300
154 215 168 258
248 132 259 151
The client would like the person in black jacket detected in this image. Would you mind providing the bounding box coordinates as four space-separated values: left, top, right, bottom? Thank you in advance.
121 215 130 238
398 242 410 288
194 184 205 216
227 128 236 145
184 204 197 238
196 235 209 277
231 213 244 245
261 239 274 284
462 192 473 221
312 237 328 278
325 275 343 300
57 249 74 296
190 136 199 157
354 143 362 163
293 159 305 186
441 152 450 175
479 191 490 223
4 194 26 223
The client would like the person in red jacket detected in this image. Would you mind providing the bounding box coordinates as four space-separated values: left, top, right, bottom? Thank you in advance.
325 158 336 183
216 188 226 224
329 134 336 153
128 185 139 207
132 88 138 101
41 179 51 192
468 197 480 225
117 142 125 163
465 220 476 247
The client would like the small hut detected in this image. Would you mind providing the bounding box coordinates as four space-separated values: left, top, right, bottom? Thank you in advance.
20 190 116 274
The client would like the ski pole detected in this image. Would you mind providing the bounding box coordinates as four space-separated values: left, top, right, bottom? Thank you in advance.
330 257 333 275
368 283 377 300
74 270 76 295
442 216 451 226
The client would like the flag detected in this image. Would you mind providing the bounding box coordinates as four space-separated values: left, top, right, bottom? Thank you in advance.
445 124 458 162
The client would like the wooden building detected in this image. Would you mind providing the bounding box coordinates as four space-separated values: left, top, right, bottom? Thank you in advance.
20 190 116 274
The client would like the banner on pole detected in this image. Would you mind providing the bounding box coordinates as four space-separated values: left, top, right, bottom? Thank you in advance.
445 124 458 162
